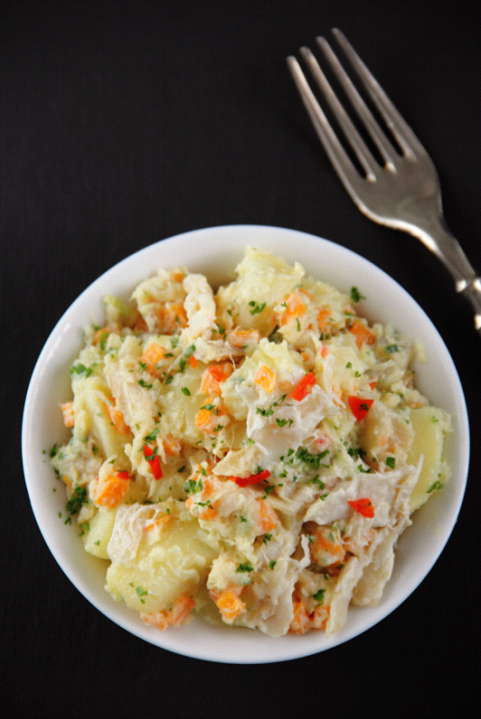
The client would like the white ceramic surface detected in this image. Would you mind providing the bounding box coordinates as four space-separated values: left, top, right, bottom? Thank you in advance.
22 225 469 663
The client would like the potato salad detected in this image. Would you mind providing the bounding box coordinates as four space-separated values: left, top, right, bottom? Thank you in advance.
51 247 451 637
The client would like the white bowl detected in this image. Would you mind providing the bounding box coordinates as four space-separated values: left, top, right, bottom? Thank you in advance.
22 224 469 663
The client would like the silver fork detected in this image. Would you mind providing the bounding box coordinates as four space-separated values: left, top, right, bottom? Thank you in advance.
287 28 481 335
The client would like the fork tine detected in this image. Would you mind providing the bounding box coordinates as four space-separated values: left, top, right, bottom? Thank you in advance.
331 28 428 160
299 46 378 181
287 55 366 202
315 36 399 171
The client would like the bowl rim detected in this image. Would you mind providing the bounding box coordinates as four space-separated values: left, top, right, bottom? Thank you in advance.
22 223 470 663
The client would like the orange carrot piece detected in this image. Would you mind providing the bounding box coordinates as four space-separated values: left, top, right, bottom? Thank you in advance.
227 329 260 348
140 595 195 630
317 307 332 331
105 399 131 435
162 434 183 456
348 321 376 348
289 600 311 635
257 499 278 533
215 590 246 623
61 401 75 428
200 362 234 395
195 397 229 434
311 527 346 566
140 342 166 376
254 365 277 393
280 293 307 326
91 472 130 508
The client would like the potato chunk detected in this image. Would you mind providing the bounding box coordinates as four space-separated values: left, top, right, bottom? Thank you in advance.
105 508 218 613
407 405 451 513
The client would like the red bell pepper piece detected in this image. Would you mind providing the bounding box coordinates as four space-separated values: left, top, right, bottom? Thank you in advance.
291 372 316 401
231 469 271 487
348 396 374 421
348 498 375 518
143 445 163 480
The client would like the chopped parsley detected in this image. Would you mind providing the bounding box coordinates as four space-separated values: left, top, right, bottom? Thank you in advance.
69 363 93 378
312 588 326 605
275 417 293 428
181 387 191 396
296 446 329 470
249 301 266 315
427 479 443 493
184 478 203 495
65 485 88 516
236 561 254 573
385 456 396 469
144 427 159 442
130 584 148 604
138 378 153 389
350 287 365 303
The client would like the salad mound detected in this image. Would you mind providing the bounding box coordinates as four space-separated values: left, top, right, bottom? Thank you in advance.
51 247 451 637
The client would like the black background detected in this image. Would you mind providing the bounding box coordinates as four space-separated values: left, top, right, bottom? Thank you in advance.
2 1 480 716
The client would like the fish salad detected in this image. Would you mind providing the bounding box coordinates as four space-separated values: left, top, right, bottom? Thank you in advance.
51 247 451 637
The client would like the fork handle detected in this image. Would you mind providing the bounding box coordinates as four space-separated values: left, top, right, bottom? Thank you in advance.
409 213 481 335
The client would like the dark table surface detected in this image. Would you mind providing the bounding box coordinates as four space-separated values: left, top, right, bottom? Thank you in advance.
2 1 480 715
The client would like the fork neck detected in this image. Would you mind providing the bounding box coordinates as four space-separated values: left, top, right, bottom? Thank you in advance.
408 211 481 333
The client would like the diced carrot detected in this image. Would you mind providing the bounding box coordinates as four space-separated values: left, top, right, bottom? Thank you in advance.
280 293 307 326
215 590 246 624
348 320 376 348
254 365 277 393
189 354 198 369
369 380 377 390
61 401 75 428
143 514 172 533
317 307 332 331
105 399 131 435
92 326 115 347
140 342 166 376
140 595 195 630
186 494 218 520
289 600 311 635
257 499 278 533
195 397 229 435
200 362 234 395
291 372 316 401
311 604 330 630
311 527 346 566
170 270 186 283
91 472 130 508
227 329 260 348
298 287 313 300
320 345 329 358
348 498 375 518
156 304 188 333
162 434 183 456
347 396 374 422
186 477 218 519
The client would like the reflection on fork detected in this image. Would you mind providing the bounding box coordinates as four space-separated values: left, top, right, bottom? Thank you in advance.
287 29 481 335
